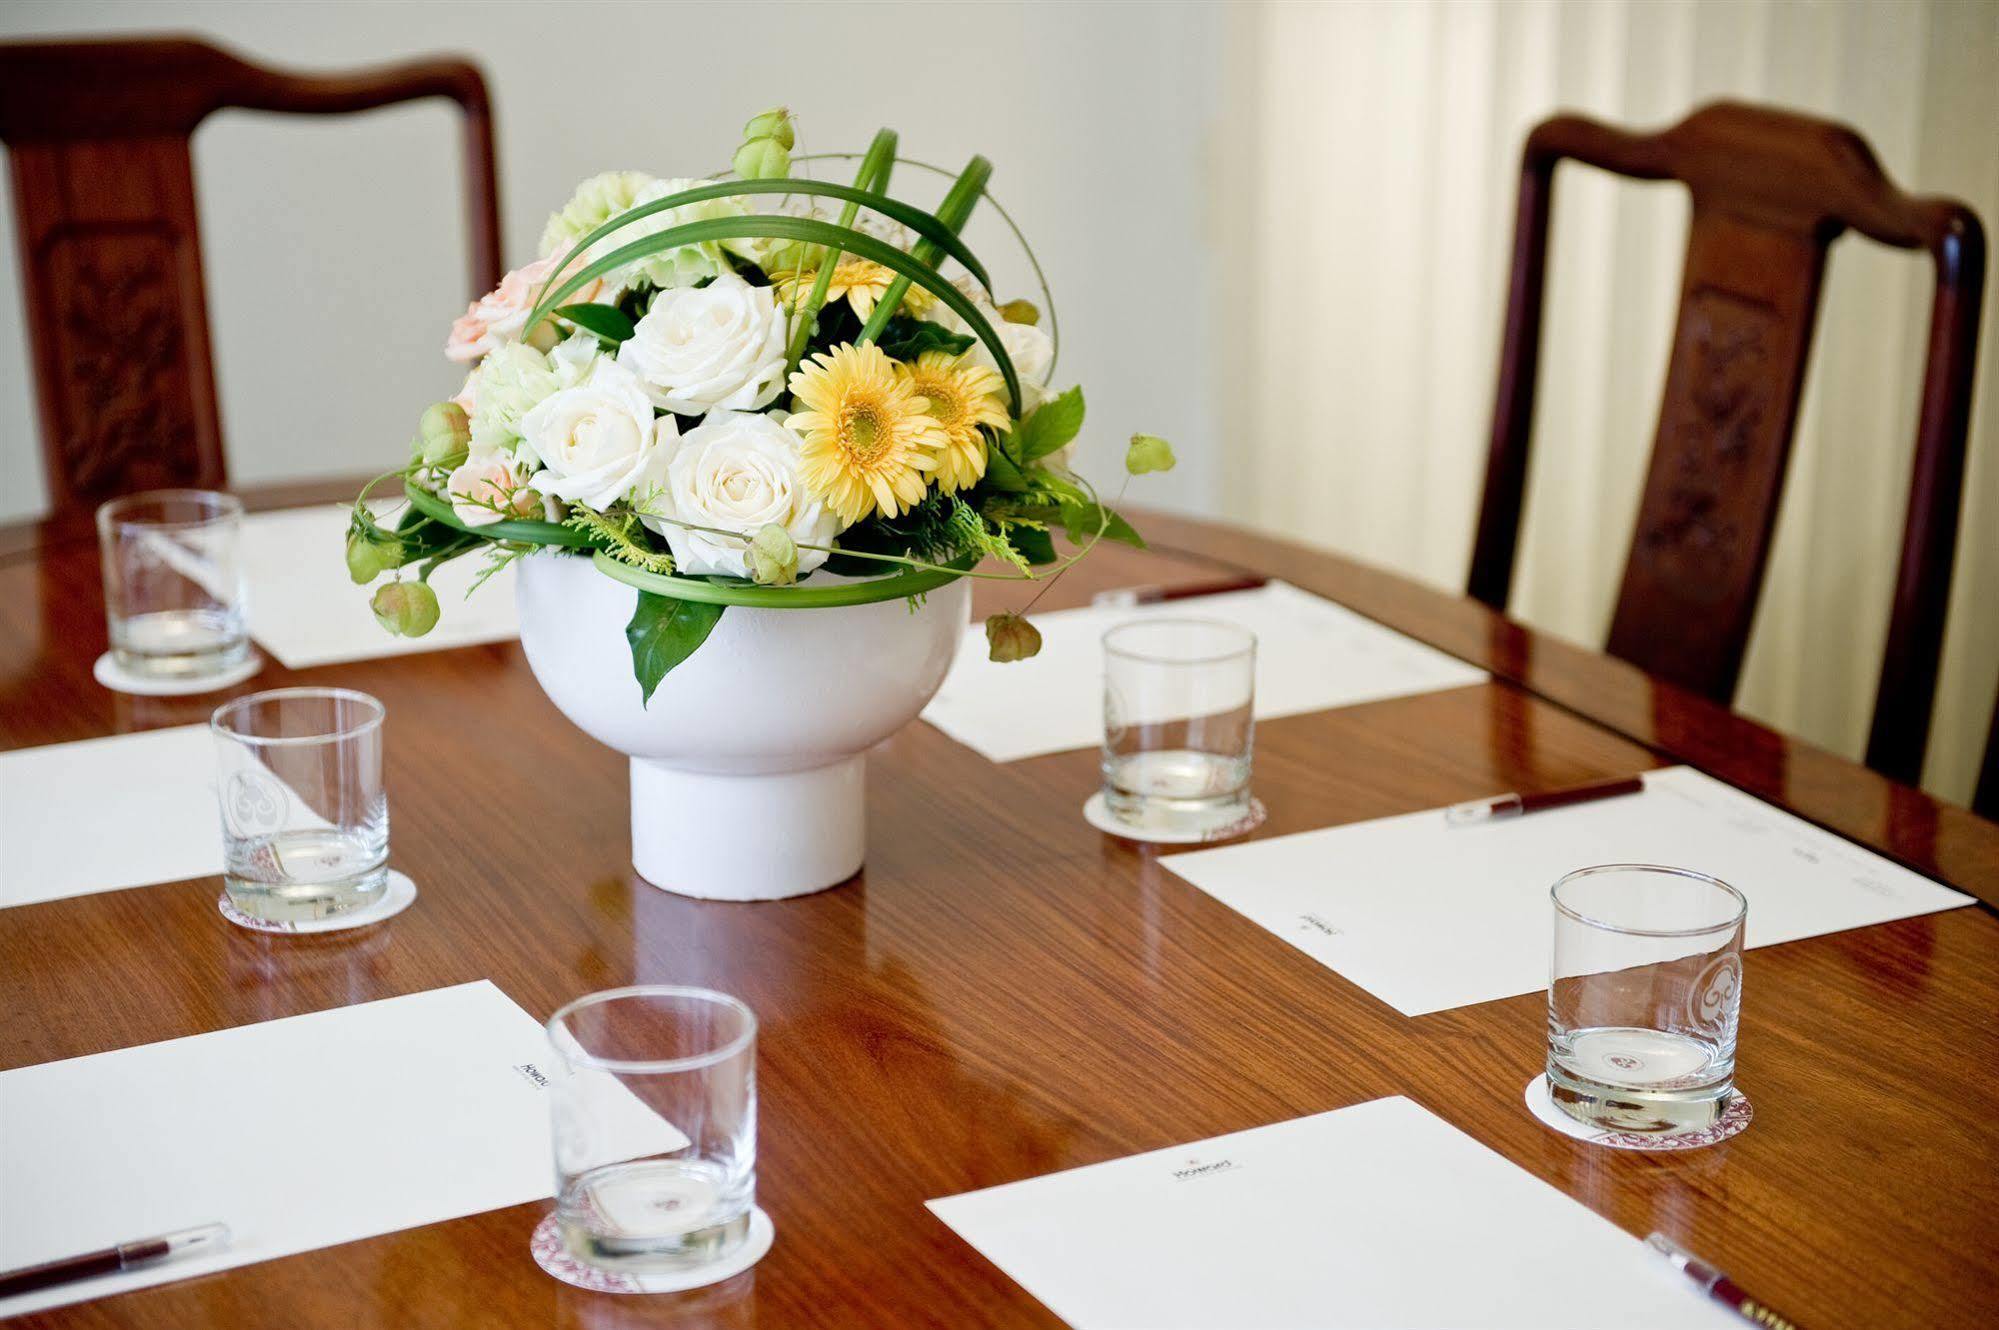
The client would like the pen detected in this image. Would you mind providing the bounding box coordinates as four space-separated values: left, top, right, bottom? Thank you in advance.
1093 577 1268 608
0 1222 229 1298
1444 774 1646 827
1646 1232 1805 1330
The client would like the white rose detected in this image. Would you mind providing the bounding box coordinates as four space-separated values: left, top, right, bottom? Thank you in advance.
640 411 836 579
618 273 788 415
522 358 675 509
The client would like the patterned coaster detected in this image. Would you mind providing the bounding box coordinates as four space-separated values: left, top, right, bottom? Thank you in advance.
94 649 263 696
530 1208 775 1294
217 870 417 935
1083 792 1268 846
1524 1073 1752 1151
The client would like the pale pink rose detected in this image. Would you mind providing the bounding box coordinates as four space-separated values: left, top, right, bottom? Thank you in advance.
446 456 547 527
450 370 477 417
444 255 607 363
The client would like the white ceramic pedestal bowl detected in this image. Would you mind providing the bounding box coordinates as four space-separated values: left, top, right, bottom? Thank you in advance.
516 552 970 901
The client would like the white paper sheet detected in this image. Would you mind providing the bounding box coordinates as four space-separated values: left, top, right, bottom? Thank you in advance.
929 1095 1737 1329
1163 765 1975 1016
240 505 520 669
0 725 220 908
0 981 682 1316
920 581 1488 762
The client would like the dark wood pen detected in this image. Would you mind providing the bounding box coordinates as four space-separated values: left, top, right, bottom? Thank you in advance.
0 1222 228 1299
1646 1233 1807 1329
1445 774 1647 826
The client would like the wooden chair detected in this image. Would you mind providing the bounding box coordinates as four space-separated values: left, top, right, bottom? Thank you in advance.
1468 101 1985 791
0 36 502 520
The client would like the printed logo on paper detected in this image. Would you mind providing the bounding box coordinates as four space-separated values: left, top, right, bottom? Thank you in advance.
1170 1157 1239 1182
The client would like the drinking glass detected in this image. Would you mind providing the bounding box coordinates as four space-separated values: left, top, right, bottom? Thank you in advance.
547 986 757 1274
210 687 388 923
1547 864 1747 1135
1101 618 1256 836
97 490 250 680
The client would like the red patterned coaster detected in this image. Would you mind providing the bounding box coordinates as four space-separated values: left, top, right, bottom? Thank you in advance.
1524 1073 1752 1151
530 1209 774 1294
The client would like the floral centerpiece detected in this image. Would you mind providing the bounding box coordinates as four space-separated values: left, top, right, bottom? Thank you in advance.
345 111 1174 899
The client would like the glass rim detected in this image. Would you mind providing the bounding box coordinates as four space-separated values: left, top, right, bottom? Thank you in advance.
1102 616 1257 666
546 984 757 1075
1550 863 1747 937
211 687 386 746
97 488 244 533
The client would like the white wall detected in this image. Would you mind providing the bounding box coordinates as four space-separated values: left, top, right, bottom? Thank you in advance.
0 0 1227 520
1221 0 1998 807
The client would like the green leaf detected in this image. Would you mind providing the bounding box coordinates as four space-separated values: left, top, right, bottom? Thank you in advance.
556 303 636 344
1010 526 1057 565
1013 386 1085 462
875 316 975 362
526 214 1022 411
982 446 1032 492
1060 501 1145 549
625 592 725 704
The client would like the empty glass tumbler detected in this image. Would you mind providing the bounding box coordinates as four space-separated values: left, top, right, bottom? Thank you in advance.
547 986 758 1275
97 489 250 681
1547 864 1747 1135
210 687 388 923
1102 618 1256 836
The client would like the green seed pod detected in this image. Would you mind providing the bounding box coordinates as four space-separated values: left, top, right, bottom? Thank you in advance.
998 299 1041 327
416 401 471 467
733 136 791 181
1125 433 1177 476
984 611 1043 663
742 107 796 151
345 529 389 584
746 523 799 586
370 580 441 637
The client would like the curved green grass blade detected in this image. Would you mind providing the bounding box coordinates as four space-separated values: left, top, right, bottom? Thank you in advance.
594 549 972 608
527 216 1021 410
857 155 991 345
540 176 990 301
404 479 598 548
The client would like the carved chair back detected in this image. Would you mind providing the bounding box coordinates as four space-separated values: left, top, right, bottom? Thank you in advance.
1468 102 1985 789
0 36 501 520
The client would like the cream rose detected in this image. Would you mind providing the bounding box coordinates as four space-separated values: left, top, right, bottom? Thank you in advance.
640 411 836 579
446 455 549 527
522 358 675 509
617 273 788 415
445 254 606 363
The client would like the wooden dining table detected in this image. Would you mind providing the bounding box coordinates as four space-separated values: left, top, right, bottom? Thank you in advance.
3 482 1995 1330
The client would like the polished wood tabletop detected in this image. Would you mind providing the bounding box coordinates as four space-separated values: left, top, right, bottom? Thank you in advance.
3 484 1995 1329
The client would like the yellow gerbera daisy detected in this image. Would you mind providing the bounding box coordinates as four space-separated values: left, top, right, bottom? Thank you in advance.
901 351 1011 493
789 343 946 525
771 260 935 321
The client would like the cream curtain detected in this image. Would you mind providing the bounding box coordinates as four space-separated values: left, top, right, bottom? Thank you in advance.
1219 0 1999 805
